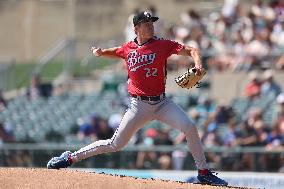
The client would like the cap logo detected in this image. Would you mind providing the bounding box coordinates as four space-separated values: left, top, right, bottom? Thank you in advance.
144 11 151 18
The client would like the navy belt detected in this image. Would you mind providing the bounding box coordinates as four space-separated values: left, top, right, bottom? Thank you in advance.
130 93 165 101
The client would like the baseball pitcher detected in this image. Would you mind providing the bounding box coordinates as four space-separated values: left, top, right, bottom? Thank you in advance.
47 10 228 186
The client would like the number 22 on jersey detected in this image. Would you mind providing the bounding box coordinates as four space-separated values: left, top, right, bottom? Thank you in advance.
144 68 158 77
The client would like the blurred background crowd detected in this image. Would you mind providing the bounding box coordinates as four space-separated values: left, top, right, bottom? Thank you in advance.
136 0 284 71
125 0 284 72
0 0 284 173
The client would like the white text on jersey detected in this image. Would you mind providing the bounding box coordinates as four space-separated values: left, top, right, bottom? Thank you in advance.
127 50 157 72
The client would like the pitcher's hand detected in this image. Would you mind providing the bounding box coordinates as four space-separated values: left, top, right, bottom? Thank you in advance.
91 47 103 57
195 64 203 76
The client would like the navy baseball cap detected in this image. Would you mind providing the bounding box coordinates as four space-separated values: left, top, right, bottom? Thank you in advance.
133 11 159 26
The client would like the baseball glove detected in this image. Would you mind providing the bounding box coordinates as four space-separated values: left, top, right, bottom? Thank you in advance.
175 68 206 89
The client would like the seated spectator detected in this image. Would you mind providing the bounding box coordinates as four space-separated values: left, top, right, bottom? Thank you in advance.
77 113 100 143
277 93 284 118
0 121 15 144
261 69 282 98
251 0 275 21
207 34 235 71
154 128 173 170
245 31 271 70
135 128 158 169
234 107 264 171
201 114 223 169
96 118 114 140
266 119 284 148
196 96 216 120
181 9 204 35
270 22 284 48
222 0 240 23
223 118 238 147
276 54 284 70
244 71 261 99
215 104 235 125
231 30 249 71
256 118 284 171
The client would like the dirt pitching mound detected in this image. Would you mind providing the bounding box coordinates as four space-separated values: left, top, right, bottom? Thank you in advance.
0 168 249 189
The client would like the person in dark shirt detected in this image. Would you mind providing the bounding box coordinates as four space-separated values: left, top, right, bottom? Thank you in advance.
96 118 114 140
154 128 173 170
77 113 100 142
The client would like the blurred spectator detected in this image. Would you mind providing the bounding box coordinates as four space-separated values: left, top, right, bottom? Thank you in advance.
215 104 235 125
260 69 282 97
26 74 53 100
180 9 203 30
231 30 248 71
207 34 234 71
26 74 42 100
160 0 284 72
0 121 33 167
96 118 114 140
201 113 223 166
222 0 240 24
270 22 284 48
77 113 100 142
0 90 7 112
275 93 284 121
251 0 275 21
0 121 15 144
196 96 216 120
244 71 261 98
136 128 158 169
154 128 173 170
223 118 238 147
276 54 284 69
266 119 284 148
258 118 284 171
272 0 284 22
234 107 263 170
246 31 271 70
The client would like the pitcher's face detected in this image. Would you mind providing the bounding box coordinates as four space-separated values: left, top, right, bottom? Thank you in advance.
135 21 154 38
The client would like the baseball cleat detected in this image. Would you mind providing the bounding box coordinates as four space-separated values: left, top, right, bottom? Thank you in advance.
197 170 228 186
47 151 73 169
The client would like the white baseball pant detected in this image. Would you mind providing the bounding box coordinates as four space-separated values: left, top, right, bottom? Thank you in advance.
71 97 208 170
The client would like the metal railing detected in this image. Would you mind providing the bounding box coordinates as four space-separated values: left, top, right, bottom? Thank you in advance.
1 143 283 153
0 143 283 171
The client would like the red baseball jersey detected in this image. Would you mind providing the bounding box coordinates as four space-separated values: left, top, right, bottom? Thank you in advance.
116 37 184 96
